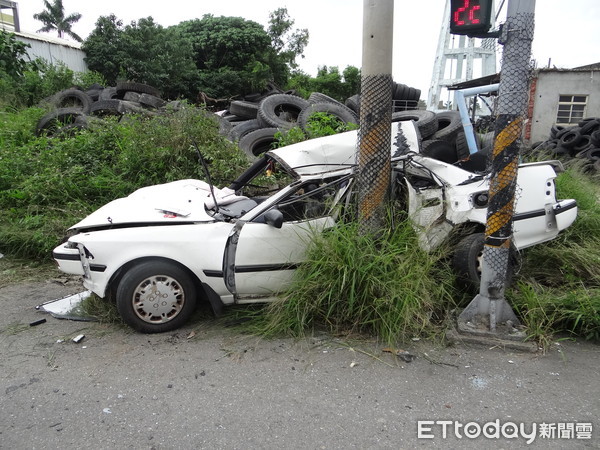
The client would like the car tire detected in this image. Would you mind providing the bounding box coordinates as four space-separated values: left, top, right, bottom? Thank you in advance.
455 131 471 159
308 92 342 105
432 111 462 142
559 129 583 149
229 119 262 142
35 107 87 137
392 110 438 140
238 127 279 161
229 100 259 119
116 260 198 333
257 94 309 129
51 88 93 114
345 94 360 114
116 81 161 98
421 139 458 163
590 130 600 146
90 99 127 116
298 102 358 133
452 233 517 294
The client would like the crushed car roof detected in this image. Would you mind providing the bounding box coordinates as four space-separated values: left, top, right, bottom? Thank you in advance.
267 121 420 177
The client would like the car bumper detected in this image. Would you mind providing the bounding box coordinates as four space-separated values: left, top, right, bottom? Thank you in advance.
52 244 85 276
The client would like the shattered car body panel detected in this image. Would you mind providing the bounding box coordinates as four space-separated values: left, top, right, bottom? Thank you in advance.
53 121 577 332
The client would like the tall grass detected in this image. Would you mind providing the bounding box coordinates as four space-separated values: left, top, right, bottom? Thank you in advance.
0 105 248 259
256 218 457 344
508 164 600 343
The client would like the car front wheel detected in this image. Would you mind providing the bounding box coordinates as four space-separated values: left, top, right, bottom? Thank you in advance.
116 260 197 333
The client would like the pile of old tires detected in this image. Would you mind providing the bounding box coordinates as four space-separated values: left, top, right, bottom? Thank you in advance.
222 81 424 161
35 82 180 137
531 117 600 172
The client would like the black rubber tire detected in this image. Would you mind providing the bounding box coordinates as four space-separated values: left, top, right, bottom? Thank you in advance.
587 148 600 161
590 130 600 146
477 131 495 156
54 121 87 138
421 139 458 163
550 125 565 139
123 91 141 102
116 82 161 98
116 260 198 333
229 119 262 142
455 131 471 160
308 92 342 106
36 107 87 137
90 99 127 116
579 118 600 135
559 129 583 149
571 135 593 156
554 127 571 139
257 94 310 129
139 93 167 109
345 94 360 114
432 111 463 142
51 88 93 114
99 87 118 100
550 146 570 156
392 110 438 140
298 102 359 132
229 100 259 119
238 127 279 161
452 233 516 294
393 82 408 100
85 88 102 101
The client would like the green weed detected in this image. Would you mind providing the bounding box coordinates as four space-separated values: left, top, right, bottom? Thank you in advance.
254 219 457 344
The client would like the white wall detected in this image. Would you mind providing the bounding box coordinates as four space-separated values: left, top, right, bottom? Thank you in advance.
14 31 87 73
529 69 600 143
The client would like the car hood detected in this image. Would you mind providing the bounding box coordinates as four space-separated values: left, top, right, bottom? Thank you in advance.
70 179 245 230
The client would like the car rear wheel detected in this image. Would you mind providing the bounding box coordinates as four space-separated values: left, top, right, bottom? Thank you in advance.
452 233 517 294
116 260 197 333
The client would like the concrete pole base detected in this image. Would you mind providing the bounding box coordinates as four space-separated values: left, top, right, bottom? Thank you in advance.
457 294 524 340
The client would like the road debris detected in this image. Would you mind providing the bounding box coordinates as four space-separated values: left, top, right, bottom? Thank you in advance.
72 334 85 343
29 318 46 326
382 347 415 362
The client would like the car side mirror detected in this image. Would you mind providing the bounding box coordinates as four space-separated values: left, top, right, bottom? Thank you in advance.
263 209 283 229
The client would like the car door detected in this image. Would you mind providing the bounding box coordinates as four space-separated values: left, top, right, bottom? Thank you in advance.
223 176 351 300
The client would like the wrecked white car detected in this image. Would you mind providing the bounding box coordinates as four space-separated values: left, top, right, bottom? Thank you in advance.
53 121 577 333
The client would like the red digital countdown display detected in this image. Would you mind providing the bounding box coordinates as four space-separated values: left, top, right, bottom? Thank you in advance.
450 0 493 36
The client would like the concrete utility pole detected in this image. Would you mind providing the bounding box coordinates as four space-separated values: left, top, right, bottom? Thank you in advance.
356 0 394 232
459 0 536 334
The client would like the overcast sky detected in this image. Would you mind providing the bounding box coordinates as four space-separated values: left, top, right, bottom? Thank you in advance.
14 0 600 99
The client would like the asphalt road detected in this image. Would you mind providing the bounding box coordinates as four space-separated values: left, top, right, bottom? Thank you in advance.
0 280 598 449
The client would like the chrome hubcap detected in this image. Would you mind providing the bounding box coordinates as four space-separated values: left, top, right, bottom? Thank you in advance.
132 275 184 324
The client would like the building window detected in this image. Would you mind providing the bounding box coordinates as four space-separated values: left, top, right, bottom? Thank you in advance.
556 95 587 124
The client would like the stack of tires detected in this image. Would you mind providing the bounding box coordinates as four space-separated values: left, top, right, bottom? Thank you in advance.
36 82 176 137
531 117 600 172
225 81 425 161
226 91 360 160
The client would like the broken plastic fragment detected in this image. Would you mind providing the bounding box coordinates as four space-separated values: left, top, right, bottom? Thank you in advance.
29 319 46 326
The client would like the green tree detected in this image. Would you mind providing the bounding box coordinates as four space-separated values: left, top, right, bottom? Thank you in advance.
176 15 274 98
267 8 309 70
33 0 82 42
0 31 32 80
81 15 124 85
288 65 361 102
83 16 197 100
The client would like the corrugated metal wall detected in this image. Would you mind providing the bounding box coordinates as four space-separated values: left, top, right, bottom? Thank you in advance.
14 31 87 73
